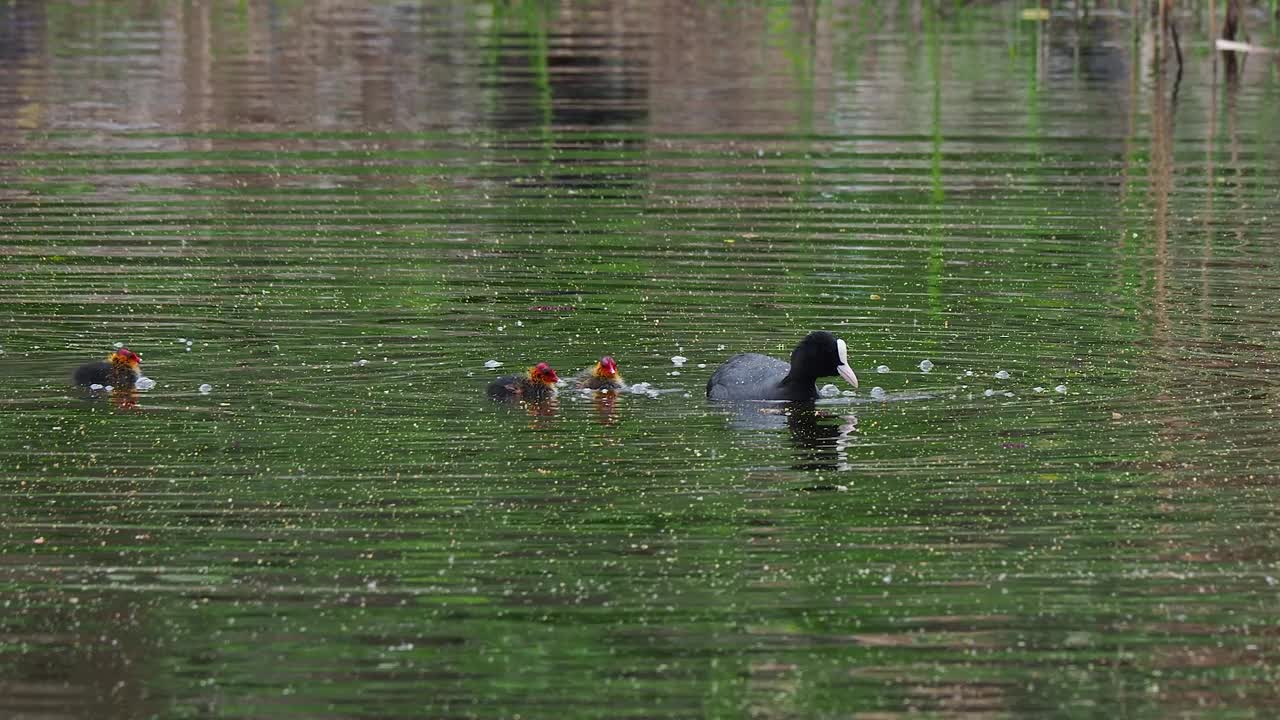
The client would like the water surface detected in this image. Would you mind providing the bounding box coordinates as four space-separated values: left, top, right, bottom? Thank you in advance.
2 2 1280 717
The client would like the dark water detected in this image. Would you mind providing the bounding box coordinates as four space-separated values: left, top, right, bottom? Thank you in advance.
3 2 1280 717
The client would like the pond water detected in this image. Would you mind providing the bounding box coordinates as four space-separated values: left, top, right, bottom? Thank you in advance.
2 2 1280 717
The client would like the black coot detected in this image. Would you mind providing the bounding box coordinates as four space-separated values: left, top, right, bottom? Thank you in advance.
73 348 142 388
705 331 858 401
488 362 560 402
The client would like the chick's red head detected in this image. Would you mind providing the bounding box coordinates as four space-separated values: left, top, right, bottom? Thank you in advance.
597 356 619 378
111 348 142 368
530 362 559 385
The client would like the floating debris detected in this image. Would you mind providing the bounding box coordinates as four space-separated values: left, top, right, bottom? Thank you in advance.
113 342 124 348
354 359 369 367
626 382 662 398
671 355 688 366
484 360 502 369
994 370 1010 380
135 377 156 391
1055 384 1068 394
199 384 213 394
984 389 996 397
1033 386 1045 393
919 359 934 373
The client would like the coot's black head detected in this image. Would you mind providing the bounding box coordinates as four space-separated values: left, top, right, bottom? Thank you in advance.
789 331 858 388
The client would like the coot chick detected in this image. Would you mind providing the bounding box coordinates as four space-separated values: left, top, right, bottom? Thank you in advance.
574 356 624 390
488 362 560 402
706 331 858 401
73 348 142 389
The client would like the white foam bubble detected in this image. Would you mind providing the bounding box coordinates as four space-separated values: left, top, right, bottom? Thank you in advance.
671 355 688 366
819 383 840 398
919 359 933 373
1055 384 1068 394
870 386 886 399
994 370 1010 380
135 377 156 391
199 384 213 394
876 365 890 374
89 383 104 391
484 360 502 369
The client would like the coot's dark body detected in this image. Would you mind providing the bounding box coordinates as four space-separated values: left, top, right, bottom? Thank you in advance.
578 375 621 390
488 375 556 401
574 356 624 391
73 348 141 388
706 331 858 401
488 362 560 402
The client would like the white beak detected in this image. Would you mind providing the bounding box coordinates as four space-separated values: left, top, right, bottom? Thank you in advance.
835 337 858 388
838 364 859 388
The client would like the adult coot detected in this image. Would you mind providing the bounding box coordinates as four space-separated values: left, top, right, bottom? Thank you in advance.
73 348 142 388
488 362 560 402
706 331 858 401
574 356 624 390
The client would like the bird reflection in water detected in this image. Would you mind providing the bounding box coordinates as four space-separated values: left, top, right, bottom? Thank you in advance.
515 396 559 429
786 405 858 473
725 401 858 472
110 388 141 411
77 386 142 411
588 388 620 426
